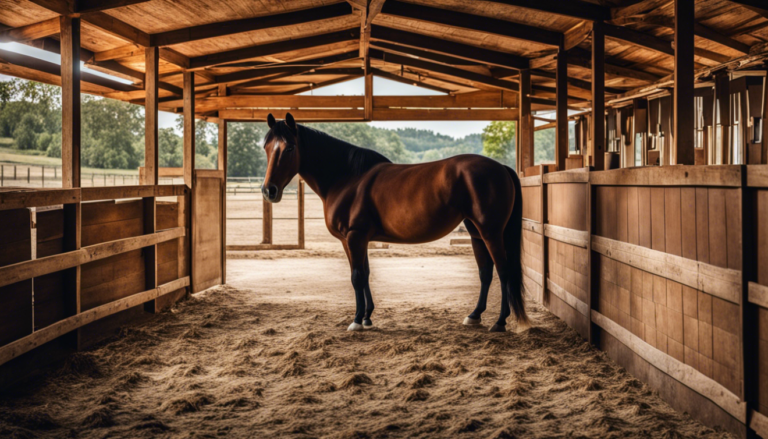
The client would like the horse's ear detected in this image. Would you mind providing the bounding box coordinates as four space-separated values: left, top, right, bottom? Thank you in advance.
267 113 276 129
285 112 297 132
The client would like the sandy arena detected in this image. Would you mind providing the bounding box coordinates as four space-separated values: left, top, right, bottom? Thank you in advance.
0 193 734 438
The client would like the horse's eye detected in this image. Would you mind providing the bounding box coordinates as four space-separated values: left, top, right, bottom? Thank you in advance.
285 145 295 152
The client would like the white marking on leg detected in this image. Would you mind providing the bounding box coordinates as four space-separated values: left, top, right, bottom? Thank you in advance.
463 317 482 326
347 322 364 332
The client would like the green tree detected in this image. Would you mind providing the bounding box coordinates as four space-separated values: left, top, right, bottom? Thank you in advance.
158 127 183 167
81 96 143 169
13 113 42 150
175 115 216 158
227 122 267 177
482 121 516 167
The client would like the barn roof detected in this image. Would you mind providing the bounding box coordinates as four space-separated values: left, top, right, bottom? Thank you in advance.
0 0 767 121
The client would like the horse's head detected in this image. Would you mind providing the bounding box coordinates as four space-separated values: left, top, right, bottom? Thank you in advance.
262 113 300 203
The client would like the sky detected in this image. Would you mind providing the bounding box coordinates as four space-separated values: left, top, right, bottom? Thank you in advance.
0 42 491 139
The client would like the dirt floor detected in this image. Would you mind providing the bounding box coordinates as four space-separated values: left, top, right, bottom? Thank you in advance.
0 248 734 438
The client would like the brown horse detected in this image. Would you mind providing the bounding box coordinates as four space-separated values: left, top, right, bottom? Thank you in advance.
262 113 527 332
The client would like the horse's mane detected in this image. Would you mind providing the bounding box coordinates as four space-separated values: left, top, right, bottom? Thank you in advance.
268 122 391 177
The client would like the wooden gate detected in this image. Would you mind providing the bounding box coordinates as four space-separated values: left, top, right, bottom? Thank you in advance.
192 170 225 293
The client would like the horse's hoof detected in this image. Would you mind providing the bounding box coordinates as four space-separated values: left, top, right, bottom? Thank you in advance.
348 322 364 332
463 317 482 326
489 324 506 333
363 319 373 328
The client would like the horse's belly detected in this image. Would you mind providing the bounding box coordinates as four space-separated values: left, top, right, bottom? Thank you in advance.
375 205 464 244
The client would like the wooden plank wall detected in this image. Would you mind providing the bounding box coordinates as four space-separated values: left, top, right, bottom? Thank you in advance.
0 209 32 346
520 165 768 438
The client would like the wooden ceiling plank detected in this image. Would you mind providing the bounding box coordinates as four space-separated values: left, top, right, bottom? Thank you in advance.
159 47 190 69
0 18 60 43
370 25 529 70
92 44 142 62
76 0 151 14
150 3 352 47
379 0 561 46
25 0 74 15
723 0 768 19
189 28 360 70
485 0 610 21
603 22 674 56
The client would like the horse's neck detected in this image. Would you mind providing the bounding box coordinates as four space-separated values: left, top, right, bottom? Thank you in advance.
297 126 355 201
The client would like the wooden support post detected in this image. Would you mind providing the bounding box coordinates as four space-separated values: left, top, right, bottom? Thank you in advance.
218 119 227 284
716 72 730 164
262 197 273 244
143 46 159 312
183 71 195 293
298 180 305 249
60 16 81 348
763 62 768 164
540 166 549 307
519 69 534 174
556 45 569 171
674 0 695 165
740 166 758 439
592 21 606 170
364 56 373 121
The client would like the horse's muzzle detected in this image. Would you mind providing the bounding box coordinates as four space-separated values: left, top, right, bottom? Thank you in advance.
262 182 281 203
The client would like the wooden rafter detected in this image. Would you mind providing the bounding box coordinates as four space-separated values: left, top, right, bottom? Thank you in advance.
370 25 529 70
486 0 611 21
83 11 151 46
370 49 519 92
150 3 352 47
189 28 360 70
0 18 60 43
379 0 562 46
371 68 455 94
723 0 768 19
214 51 360 86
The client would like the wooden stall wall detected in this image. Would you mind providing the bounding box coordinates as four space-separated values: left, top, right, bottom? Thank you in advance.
192 170 224 293
0 208 32 347
520 174 544 304
748 166 768 434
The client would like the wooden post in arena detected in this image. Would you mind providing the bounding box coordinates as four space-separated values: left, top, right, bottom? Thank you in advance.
60 15 81 347
591 20 606 170
183 71 195 292
519 69 533 175
298 180 305 250
673 0 695 165
218 117 227 284
143 46 159 312
556 43 569 171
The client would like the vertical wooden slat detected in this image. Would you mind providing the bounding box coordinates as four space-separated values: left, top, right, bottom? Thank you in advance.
763 67 768 164
183 71 195 293
627 186 639 245
680 187 697 261
726 189 742 270
639 187 652 248
651 187 666 252
673 0 695 165
520 69 534 173
364 56 373 121
617 186 628 243
708 188 728 268
218 119 227 285
541 166 549 306
665 187 682 257
592 21 606 170
262 198 273 244
696 187 710 264
556 44 568 171
716 73 730 165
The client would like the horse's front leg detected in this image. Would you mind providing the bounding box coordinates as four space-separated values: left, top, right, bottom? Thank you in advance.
345 231 370 332
362 255 374 328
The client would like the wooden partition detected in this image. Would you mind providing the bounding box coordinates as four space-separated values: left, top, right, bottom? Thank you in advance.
193 169 224 292
0 185 191 382
521 164 768 438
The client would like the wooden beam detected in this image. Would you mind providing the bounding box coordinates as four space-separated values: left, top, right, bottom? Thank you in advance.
532 49 663 83
370 50 519 92
371 68 455 94
159 47 190 69
674 0 695 165
370 25 529 70
486 0 610 21
723 0 768 19
219 108 518 121
531 69 626 94
26 0 73 15
218 118 227 284
366 0 387 28
604 22 674 56
370 41 477 66
145 47 159 185
91 44 142 62
61 16 80 189
611 0 671 20
151 3 352 47
279 75 361 95
364 55 373 121
0 18 60 43
380 0 562 46
519 69 534 173
374 91 516 108
556 44 569 171
189 28 360 70
82 11 151 47
213 51 359 86
592 21 606 170
194 95 364 112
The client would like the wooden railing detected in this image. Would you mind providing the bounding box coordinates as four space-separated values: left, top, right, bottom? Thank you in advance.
0 184 190 368
520 164 767 438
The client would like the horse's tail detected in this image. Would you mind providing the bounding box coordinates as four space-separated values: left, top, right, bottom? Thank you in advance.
504 166 529 327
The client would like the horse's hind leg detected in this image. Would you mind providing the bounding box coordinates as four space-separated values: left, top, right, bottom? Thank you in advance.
480 233 512 332
345 231 370 332
463 219 494 326
362 255 375 328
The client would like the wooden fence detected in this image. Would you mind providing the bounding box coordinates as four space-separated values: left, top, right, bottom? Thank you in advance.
0 184 192 386
520 164 768 439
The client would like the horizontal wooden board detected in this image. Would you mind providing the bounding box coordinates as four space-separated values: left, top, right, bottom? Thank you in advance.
590 165 742 187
